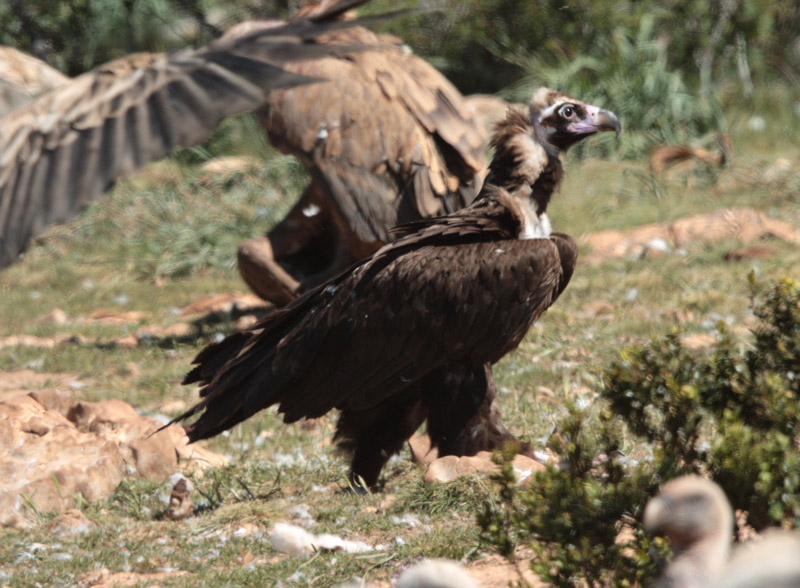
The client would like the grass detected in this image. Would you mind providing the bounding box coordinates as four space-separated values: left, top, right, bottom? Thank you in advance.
1 108 799 586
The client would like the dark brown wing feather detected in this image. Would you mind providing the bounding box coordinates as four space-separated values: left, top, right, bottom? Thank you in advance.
255 25 487 243
0 0 380 271
176 194 574 440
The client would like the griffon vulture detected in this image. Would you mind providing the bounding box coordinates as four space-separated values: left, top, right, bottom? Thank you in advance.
224 5 487 305
169 88 621 490
644 475 800 588
0 0 389 272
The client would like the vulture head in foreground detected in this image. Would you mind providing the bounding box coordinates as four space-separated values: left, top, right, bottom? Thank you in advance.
645 475 800 588
168 88 620 490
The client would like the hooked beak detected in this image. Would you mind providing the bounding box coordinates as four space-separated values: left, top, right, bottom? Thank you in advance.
569 105 621 138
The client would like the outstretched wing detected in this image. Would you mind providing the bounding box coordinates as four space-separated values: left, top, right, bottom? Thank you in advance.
0 0 380 271
175 200 575 440
254 25 488 243
0 46 69 117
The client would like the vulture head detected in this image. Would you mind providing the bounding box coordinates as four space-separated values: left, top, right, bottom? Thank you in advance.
529 87 621 151
643 475 734 588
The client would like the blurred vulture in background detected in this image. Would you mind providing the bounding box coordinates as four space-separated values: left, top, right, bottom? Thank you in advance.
0 46 69 117
644 475 800 588
0 0 488 309
225 9 487 305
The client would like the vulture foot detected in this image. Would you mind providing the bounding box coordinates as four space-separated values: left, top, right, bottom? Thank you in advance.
237 237 299 306
426 362 535 459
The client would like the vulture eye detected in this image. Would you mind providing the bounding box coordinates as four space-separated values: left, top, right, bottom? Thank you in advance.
559 104 576 119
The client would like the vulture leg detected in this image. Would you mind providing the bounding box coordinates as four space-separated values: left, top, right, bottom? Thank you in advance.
335 386 427 490
238 182 381 305
424 362 534 458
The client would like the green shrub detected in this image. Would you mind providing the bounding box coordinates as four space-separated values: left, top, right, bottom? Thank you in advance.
479 276 800 586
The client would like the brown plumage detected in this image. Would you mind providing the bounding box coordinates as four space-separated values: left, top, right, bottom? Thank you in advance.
227 11 487 305
0 46 69 117
0 0 385 271
171 87 620 489
645 475 800 588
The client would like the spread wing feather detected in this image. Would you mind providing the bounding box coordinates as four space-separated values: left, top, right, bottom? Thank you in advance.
0 0 382 270
254 25 487 243
174 197 574 439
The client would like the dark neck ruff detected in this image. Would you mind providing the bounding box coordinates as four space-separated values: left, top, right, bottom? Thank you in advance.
486 109 564 216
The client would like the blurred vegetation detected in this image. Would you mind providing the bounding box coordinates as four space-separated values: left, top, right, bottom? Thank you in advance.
480 276 800 586
2 0 798 157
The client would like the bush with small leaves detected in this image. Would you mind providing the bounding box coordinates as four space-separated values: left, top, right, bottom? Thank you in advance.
479 277 800 586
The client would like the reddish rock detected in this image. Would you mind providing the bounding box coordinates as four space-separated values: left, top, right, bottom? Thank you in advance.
583 208 800 264
423 450 544 485
85 309 152 326
0 395 125 529
581 300 614 318
135 322 194 341
681 333 716 350
28 388 73 417
408 433 438 466
47 508 94 536
36 308 70 326
723 246 773 262
179 292 266 317
67 399 139 428
0 391 227 527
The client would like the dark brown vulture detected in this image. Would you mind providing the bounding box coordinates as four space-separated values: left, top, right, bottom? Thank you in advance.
170 87 621 490
224 6 487 306
644 475 800 588
0 0 387 271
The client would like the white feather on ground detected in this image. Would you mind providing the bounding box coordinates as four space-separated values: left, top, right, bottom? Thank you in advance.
269 522 381 556
396 559 480 588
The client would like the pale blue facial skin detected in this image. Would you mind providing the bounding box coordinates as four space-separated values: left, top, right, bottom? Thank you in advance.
569 104 621 137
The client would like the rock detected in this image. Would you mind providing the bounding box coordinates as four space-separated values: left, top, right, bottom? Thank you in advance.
36 308 70 326
583 208 800 264
581 300 614 318
179 292 266 317
424 450 544 485
46 509 94 536
424 452 499 484
511 454 546 486
135 322 193 341
234 314 259 330
723 247 773 262
80 569 188 588
67 399 139 428
0 396 125 529
641 238 671 259
0 391 227 527
200 155 260 175
112 334 139 348
27 388 73 417
129 426 178 480
164 425 230 473
85 309 152 326
680 333 716 350
409 433 438 466
0 370 80 391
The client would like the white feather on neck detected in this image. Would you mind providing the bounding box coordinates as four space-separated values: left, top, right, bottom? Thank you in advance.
519 206 552 240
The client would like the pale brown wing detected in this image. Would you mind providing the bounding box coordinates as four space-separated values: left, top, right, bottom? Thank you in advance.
175 199 573 439
0 46 69 117
0 0 379 271
256 25 488 243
